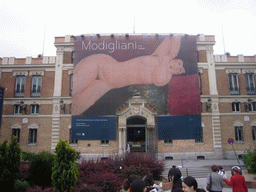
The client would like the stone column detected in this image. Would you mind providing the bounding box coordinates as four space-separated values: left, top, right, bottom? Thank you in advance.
206 45 223 159
51 47 64 152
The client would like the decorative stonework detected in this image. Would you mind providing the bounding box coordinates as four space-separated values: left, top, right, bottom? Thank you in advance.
68 69 73 75
233 120 244 127
29 70 45 76
28 122 39 129
13 71 28 76
117 94 157 154
225 69 241 74
242 69 256 74
11 123 22 129
250 120 256 127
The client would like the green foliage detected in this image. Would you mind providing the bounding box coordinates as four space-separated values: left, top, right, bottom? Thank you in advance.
14 180 29 192
21 151 36 161
52 139 79 192
27 151 55 188
0 136 21 191
243 145 256 173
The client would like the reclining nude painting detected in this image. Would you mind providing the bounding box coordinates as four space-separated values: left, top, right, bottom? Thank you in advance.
72 35 200 116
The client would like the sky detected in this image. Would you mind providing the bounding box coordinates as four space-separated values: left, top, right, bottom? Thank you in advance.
0 0 256 58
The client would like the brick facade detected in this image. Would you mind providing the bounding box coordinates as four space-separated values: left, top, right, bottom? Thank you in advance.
0 34 255 160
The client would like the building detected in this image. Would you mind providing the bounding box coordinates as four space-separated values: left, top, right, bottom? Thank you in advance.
0 34 255 160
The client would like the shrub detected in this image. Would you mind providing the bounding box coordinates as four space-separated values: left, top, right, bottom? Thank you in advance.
14 180 29 192
0 136 21 191
27 151 55 188
26 186 54 192
18 161 30 181
122 153 164 179
77 153 164 191
21 151 36 162
52 139 79 192
243 145 256 173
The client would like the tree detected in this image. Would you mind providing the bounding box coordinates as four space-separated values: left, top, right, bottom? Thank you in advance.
0 136 21 191
27 151 55 188
52 139 79 192
243 145 256 173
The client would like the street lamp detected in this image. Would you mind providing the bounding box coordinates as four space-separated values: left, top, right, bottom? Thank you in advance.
60 99 65 114
19 100 27 114
206 98 212 112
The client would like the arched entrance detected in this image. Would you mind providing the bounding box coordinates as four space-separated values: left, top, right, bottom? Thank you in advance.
116 94 157 155
127 116 146 152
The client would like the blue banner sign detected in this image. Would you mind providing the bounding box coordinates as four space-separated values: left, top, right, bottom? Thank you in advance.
71 116 116 140
158 116 202 140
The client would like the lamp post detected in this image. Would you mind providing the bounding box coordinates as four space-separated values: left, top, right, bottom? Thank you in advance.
19 100 27 114
60 99 65 114
206 98 212 112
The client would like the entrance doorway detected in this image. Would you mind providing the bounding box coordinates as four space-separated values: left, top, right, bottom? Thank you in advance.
127 116 146 152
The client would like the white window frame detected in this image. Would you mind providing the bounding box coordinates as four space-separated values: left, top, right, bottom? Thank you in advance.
229 73 239 95
12 128 20 143
101 140 109 146
164 139 173 145
31 104 39 114
31 76 42 97
245 73 255 95
235 126 244 142
14 105 22 114
249 102 256 112
252 126 256 142
15 76 26 97
232 102 240 112
29 129 37 144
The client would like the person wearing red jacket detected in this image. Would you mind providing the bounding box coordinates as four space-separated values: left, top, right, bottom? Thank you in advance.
224 167 248 192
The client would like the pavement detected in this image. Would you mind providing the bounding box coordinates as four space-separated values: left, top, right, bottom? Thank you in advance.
161 159 256 192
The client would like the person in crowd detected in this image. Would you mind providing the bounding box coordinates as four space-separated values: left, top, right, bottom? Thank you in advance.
123 174 140 192
182 176 206 192
206 164 224 192
224 167 248 192
130 179 147 192
142 173 155 192
218 166 227 180
168 167 182 192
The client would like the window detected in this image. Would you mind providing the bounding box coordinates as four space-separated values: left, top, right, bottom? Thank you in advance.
14 105 22 114
235 126 243 142
232 102 240 112
252 126 256 141
31 76 42 97
249 102 256 112
164 139 173 144
15 76 26 97
195 138 204 143
245 73 255 95
101 140 109 145
29 129 37 144
12 129 20 143
69 129 78 144
31 104 39 114
198 73 202 95
70 74 73 96
229 74 239 95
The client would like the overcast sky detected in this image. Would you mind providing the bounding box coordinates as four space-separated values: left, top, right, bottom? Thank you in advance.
1 0 256 58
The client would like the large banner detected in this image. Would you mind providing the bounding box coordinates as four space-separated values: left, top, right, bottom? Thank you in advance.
72 34 201 140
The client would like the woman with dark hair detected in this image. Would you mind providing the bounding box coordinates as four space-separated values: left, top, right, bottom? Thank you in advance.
206 164 224 192
130 179 147 192
123 174 140 192
182 176 206 192
168 167 182 192
224 167 248 192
